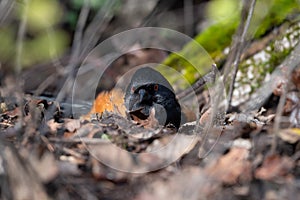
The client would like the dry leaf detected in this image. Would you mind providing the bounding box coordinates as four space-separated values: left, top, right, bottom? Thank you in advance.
278 128 300 144
205 147 252 185
46 119 62 134
135 167 219 200
87 134 198 174
146 134 198 162
131 107 160 129
255 154 295 181
64 119 81 133
199 107 211 125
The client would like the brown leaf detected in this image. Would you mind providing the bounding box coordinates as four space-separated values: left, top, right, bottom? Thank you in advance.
199 107 211 125
87 134 198 175
87 141 162 181
205 147 252 185
255 154 295 181
146 134 198 162
46 119 62 134
64 119 81 133
130 107 161 130
135 167 220 200
273 79 286 96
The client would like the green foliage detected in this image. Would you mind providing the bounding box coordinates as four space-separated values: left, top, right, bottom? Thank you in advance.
22 0 62 32
66 0 122 29
162 0 300 87
206 0 240 22
162 0 240 86
22 30 69 67
0 0 69 69
253 0 300 38
0 28 14 63
71 0 110 10
194 19 239 60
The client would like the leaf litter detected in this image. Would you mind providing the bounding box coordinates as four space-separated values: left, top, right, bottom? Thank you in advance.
1 67 300 199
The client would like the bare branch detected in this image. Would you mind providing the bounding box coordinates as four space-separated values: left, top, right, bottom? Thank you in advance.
222 0 257 110
80 0 119 59
15 0 29 74
0 0 15 25
271 78 289 154
69 0 91 65
177 64 218 100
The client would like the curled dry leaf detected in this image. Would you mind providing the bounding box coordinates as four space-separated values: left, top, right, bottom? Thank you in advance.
130 107 160 129
255 154 295 181
87 134 198 176
87 142 164 179
199 107 211 125
146 134 198 162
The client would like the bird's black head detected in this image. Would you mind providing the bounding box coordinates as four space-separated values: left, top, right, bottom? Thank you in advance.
125 67 181 129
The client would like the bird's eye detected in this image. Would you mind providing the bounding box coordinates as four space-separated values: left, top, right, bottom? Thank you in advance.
154 84 159 91
131 87 135 94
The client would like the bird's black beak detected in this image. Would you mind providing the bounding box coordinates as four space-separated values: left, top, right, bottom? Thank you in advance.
138 88 148 103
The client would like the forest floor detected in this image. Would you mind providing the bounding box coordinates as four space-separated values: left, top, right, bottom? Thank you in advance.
1 64 300 200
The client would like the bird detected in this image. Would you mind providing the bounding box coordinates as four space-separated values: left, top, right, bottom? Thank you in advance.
87 67 182 129
124 67 182 129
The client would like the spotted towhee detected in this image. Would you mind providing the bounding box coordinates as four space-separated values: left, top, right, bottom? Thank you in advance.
88 67 182 129
125 67 181 129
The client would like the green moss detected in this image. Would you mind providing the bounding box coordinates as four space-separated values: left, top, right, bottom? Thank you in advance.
254 0 300 38
0 27 15 62
238 22 300 94
161 0 299 88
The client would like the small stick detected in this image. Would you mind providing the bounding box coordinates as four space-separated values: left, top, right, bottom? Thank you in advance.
177 64 218 100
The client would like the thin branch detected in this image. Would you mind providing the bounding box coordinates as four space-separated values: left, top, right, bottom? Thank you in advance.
0 0 15 25
222 0 257 110
15 0 29 74
52 0 91 104
49 137 110 144
52 0 118 106
80 0 118 59
140 0 177 27
177 64 218 100
271 80 289 154
184 0 194 36
69 0 90 65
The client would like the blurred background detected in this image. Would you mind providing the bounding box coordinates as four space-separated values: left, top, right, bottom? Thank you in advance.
0 0 299 104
